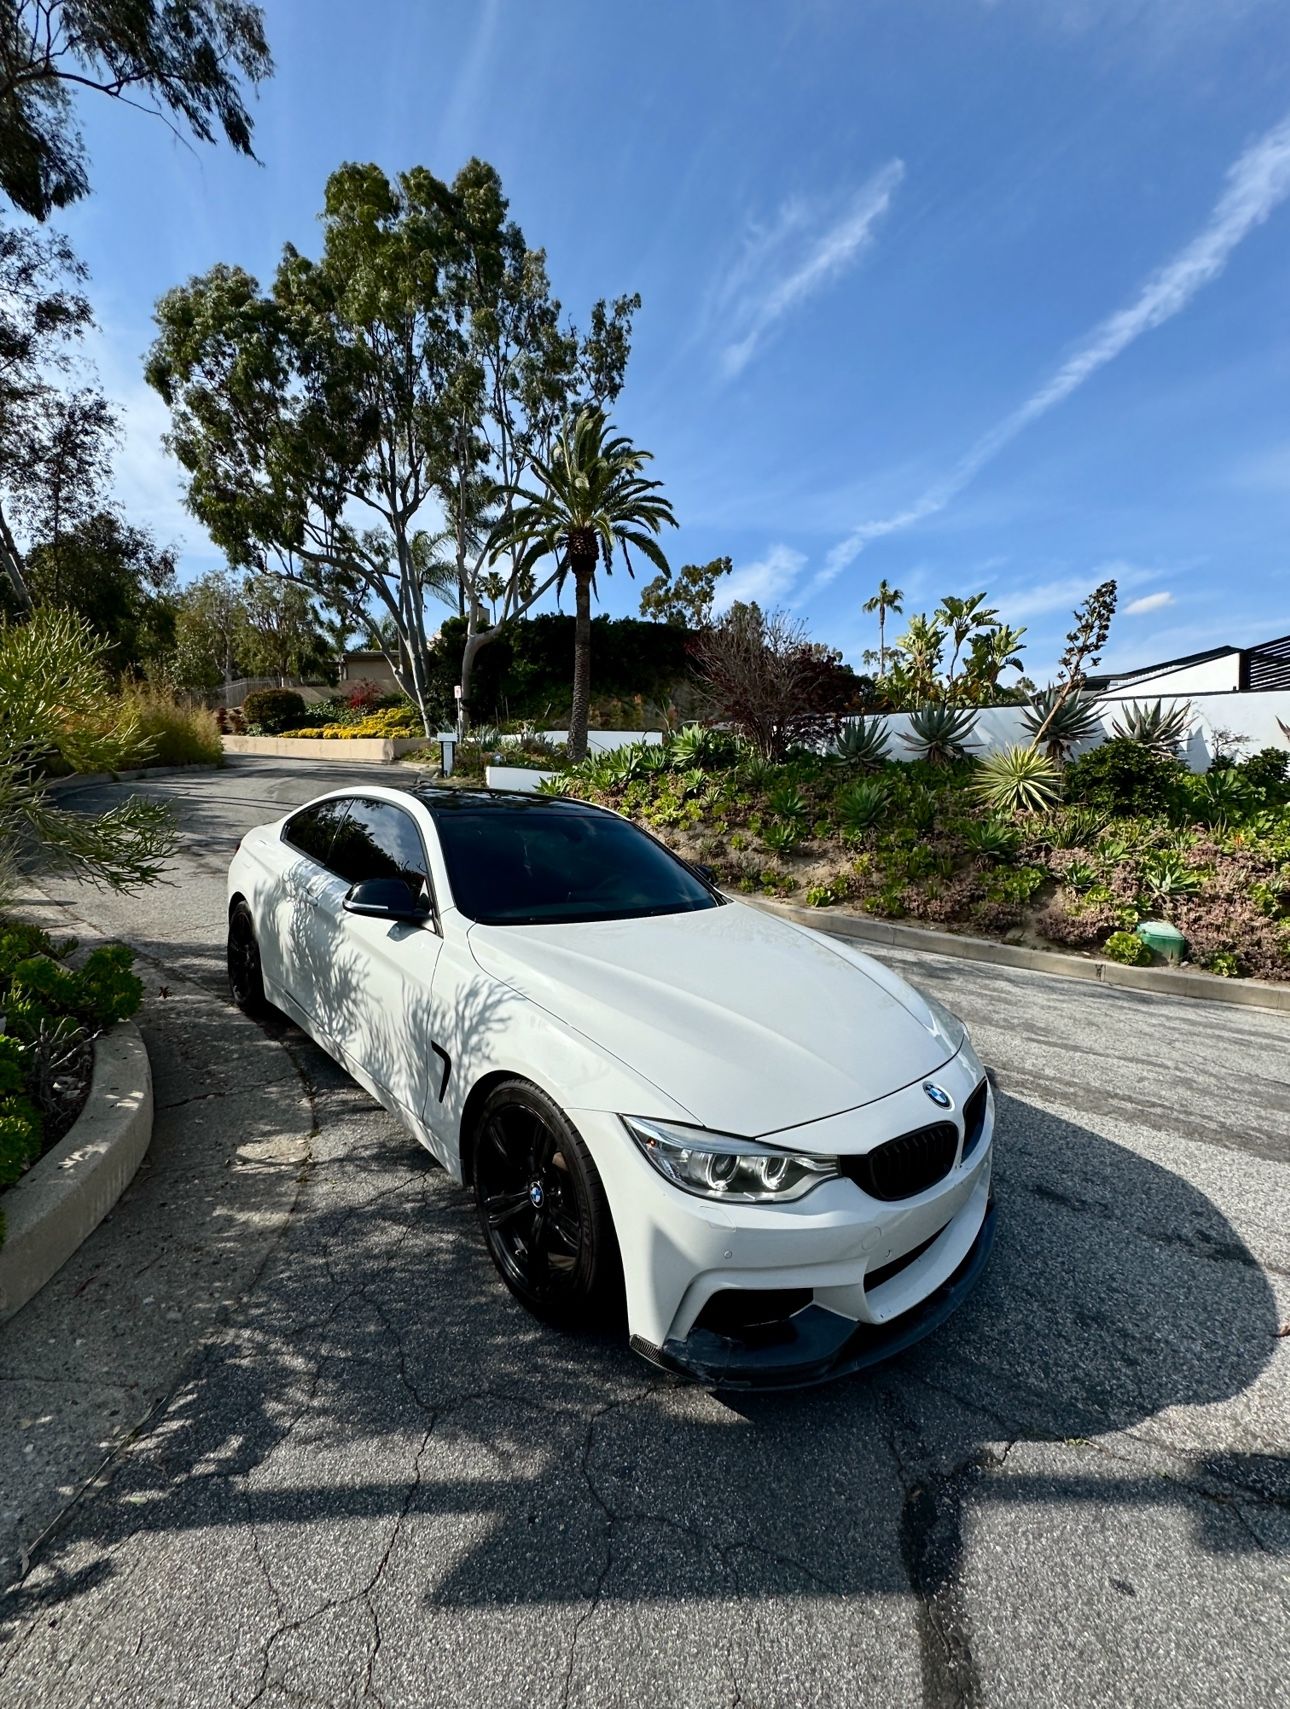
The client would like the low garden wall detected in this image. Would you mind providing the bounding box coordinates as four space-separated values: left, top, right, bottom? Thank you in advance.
222 735 433 763
866 689 1290 772
0 1021 153 1323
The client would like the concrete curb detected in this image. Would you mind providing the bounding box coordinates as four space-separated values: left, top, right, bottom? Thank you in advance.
46 763 222 796
0 1021 154 1323
737 895 1290 1015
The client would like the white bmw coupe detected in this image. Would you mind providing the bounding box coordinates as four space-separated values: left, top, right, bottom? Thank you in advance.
227 784 996 1387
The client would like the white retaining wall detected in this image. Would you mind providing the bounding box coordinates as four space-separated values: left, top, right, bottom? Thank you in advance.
859 690 1290 773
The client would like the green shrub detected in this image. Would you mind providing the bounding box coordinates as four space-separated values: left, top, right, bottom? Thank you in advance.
1103 929 1153 966
1242 747 1290 796
1063 738 1184 818
242 688 307 734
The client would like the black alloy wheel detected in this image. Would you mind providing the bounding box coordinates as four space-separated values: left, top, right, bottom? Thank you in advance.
227 899 272 1019
473 1079 621 1325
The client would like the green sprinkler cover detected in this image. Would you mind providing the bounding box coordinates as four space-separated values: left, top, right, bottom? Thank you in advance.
1136 919 1186 964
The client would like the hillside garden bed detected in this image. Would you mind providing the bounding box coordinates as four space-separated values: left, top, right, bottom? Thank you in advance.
538 730 1290 982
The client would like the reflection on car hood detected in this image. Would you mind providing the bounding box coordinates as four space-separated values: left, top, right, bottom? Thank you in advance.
466 900 959 1134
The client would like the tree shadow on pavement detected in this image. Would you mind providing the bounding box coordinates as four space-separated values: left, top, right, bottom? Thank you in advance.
0 1061 1283 1705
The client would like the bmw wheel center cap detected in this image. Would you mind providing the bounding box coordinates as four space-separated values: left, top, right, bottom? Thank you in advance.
529 1181 545 1208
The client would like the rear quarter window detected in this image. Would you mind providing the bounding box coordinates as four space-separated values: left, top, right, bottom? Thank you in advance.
282 799 350 867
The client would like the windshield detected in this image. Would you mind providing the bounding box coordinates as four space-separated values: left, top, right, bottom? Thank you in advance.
433 803 720 926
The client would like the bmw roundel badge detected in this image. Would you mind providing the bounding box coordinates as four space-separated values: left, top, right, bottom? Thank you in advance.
922 1082 952 1108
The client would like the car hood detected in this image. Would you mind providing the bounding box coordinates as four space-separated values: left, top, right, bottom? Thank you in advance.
465 901 959 1135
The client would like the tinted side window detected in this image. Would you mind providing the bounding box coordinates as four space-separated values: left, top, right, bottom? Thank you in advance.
329 799 430 899
282 799 349 867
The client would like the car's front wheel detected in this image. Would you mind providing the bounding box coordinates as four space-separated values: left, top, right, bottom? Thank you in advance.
473 1079 622 1325
227 899 273 1019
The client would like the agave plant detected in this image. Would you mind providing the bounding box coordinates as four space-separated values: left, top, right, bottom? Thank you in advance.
902 704 979 765
835 778 890 832
737 749 779 788
638 742 672 774
767 783 808 820
1035 804 1107 849
1022 686 1102 764
763 819 803 853
1110 699 1190 757
1139 852 1204 907
1189 767 1255 829
971 744 1061 814
831 717 892 770
961 817 1022 860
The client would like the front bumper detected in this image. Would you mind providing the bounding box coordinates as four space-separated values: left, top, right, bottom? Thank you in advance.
570 1045 997 1388
647 1197 995 1389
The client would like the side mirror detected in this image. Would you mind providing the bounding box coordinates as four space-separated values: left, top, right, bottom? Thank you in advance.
343 877 430 922
693 863 718 886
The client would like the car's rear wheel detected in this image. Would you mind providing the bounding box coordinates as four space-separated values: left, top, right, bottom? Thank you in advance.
227 899 273 1019
473 1079 622 1325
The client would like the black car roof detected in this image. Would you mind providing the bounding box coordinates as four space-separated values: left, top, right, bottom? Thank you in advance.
411 786 607 817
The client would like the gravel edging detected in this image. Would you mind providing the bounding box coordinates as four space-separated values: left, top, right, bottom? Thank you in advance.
738 894 1290 1014
0 1022 153 1324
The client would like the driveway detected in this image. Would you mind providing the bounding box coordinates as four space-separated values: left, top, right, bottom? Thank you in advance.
1 757 1288 1708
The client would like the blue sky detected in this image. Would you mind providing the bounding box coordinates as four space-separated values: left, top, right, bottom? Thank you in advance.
53 0 1290 682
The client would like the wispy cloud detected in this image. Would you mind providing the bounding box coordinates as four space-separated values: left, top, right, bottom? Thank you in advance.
717 162 904 379
812 112 1290 593
1124 590 1175 616
712 543 807 614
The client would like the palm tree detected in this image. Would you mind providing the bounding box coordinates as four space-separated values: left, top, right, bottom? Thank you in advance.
480 570 508 623
863 579 904 678
489 409 676 761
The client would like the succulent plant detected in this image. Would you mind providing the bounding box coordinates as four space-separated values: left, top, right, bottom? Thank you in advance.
971 744 1061 814
1110 699 1191 757
903 704 979 765
961 817 1023 860
830 718 892 770
835 778 890 832
1021 687 1103 763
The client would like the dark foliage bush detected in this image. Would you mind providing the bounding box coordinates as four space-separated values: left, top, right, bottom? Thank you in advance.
1242 747 1290 797
432 614 695 724
1063 738 1184 818
242 688 307 734
0 928 144 1212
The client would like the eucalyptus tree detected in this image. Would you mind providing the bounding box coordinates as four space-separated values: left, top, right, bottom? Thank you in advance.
147 163 473 733
148 159 638 734
0 222 103 609
488 409 675 761
437 159 639 729
0 0 272 220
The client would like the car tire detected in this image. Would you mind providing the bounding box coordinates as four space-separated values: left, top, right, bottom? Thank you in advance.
473 1078 623 1327
227 899 274 1020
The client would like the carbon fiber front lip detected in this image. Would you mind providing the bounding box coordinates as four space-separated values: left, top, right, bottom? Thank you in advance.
640 1198 997 1391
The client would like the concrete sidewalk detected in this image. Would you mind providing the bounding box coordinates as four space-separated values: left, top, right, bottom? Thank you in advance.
0 889 313 1581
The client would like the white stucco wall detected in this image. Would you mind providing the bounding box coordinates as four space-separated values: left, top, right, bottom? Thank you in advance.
850 690 1290 773
1102 654 1243 696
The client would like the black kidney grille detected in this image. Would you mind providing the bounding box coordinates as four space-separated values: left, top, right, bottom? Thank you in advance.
841 1121 958 1201
961 1079 988 1160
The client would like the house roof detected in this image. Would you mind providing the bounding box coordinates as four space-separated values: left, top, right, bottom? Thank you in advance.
1086 631 1290 694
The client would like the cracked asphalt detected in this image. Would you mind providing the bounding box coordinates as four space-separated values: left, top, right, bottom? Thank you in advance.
1 757 1288 1708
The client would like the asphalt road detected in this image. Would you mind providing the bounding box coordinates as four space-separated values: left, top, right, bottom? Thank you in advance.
2 757 1288 1708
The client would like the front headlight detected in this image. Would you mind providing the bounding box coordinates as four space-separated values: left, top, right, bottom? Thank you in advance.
622 1116 838 1203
